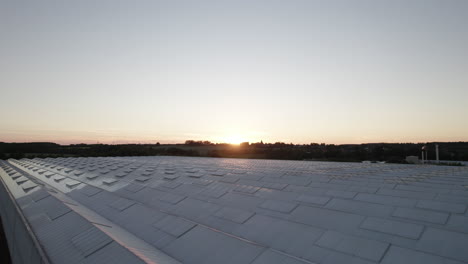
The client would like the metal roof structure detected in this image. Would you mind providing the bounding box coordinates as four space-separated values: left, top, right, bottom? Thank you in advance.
1 156 468 264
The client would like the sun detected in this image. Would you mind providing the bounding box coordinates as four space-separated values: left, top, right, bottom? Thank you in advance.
223 135 247 145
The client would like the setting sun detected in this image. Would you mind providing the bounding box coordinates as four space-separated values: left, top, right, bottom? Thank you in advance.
223 135 247 145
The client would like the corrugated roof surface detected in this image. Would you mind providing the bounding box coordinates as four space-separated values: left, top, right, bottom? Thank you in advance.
1 156 468 264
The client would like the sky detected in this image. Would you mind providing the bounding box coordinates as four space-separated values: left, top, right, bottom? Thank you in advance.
1 0 467 145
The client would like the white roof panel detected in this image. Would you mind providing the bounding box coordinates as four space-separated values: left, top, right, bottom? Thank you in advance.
1 157 468 264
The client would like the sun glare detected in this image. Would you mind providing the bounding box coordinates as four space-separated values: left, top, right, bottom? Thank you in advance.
224 135 246 145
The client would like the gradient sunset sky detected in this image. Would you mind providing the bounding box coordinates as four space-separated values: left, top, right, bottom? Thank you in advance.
1 0 467 145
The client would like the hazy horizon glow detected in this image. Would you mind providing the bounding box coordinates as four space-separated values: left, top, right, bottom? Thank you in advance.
1 0 467 145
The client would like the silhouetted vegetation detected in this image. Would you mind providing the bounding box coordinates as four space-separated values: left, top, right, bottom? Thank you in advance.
1 141 467 163
184 140 214 146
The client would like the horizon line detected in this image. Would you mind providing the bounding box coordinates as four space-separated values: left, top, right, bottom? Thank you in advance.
2 140 468 146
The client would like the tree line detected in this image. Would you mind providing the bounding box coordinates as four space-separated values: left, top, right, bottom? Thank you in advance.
1 141 467 163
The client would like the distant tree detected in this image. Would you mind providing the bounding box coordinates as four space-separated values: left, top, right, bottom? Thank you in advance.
185 140 196 145
185 140 212 146
240 142 250 147
274 142 286 146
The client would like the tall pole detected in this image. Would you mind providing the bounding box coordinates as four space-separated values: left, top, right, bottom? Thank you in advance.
421 145 428 164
